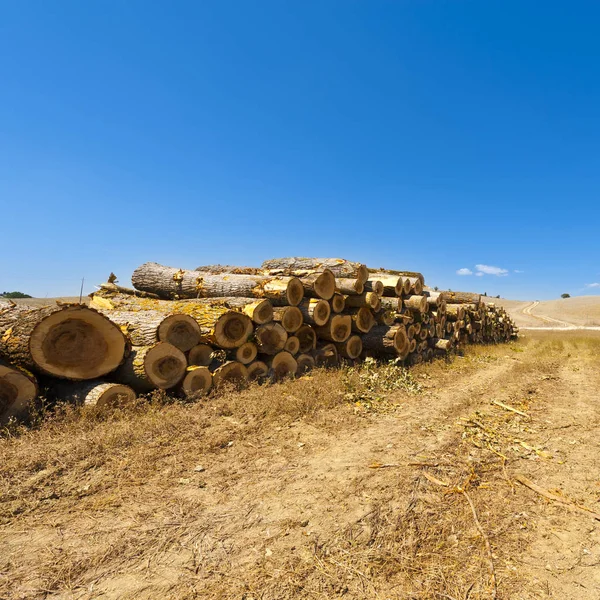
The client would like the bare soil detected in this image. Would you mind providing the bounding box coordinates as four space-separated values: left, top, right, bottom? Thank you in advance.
1 331 600 598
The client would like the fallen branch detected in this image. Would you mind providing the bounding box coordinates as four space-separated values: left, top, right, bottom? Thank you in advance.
514 474 600 521
491 399 529 418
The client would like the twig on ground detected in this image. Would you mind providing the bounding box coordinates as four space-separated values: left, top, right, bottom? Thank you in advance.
514 474 600 520
491 400 529 418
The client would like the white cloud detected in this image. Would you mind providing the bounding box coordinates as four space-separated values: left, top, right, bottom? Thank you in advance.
585 283 600 288
514 270 524 274
475 264 509 277
475 272 484 277
456 268 473 276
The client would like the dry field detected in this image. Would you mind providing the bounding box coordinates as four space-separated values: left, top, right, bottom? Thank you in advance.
1 330 600 599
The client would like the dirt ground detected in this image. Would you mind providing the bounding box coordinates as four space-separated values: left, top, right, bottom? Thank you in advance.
1 330 600 599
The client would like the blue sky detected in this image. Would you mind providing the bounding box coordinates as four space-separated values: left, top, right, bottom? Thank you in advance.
1 1 599 300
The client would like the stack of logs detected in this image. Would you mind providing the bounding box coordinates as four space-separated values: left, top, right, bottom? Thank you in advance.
0 258 518 423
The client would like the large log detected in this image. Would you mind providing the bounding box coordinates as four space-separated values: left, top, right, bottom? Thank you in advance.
284 336 300 355
132 262 304 305
267 351 298 379
300 269 336 300
367 273 401 297
194 265 263 275
100 309 201 351
261 257 369 284
403 295 427 313
188 343 214 366
0 359 38 423
298 299 330 326
217 298 273 324
331 293 346 313
369 268 425 286
254 323 288 355
47 380 136 408
361 325 408 356
271 306 303 333
313 343 339 367
212 361 248 388
0 303 126 380
445 291 482 305
314 315 352 343
113 342 187 391
296 353 315 374
343 292 381 311
247 360 269 380
231 342 258 365
335 335 362 359
180 366 213 397
345 306 375 333
92 293 253 349
336 278 364 295
296 325 317 353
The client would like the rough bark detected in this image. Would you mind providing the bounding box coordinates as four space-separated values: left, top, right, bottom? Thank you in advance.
132 262 304 305
261 257 368 283
0 359 38 423
112 343 187 392
47 380 136 408
195 265 263 275
0 303 126 380
298 299 330 326
296 325 317 353
335 278 364 295
335 335 362 359
180 366 213 397
271 306 303 333
314 315 352 343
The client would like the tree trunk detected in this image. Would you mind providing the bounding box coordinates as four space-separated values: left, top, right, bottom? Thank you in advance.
344 307 375 333
296 325 317 353
300 269 336 300
403 295 427 313
180 366 213 397
314 315 352 342
343 292 381 310
284 336 300 355
47 380 136 408
112 342 187 391
254 323 288 355
212 361 248 388
335 335 362 359
247 360 269 380
0 303 126 380
132 262 304 305
331 293 346 313
194 265 263 275
0 359 38 423
267 351 297 379
445 291 482 305
271 306 303 333
335 278 364 295
296 353 315 374
361 325 408 356
298 299 330 326
261 257 368 284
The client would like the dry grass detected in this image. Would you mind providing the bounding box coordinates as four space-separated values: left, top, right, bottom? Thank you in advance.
2 333 600 598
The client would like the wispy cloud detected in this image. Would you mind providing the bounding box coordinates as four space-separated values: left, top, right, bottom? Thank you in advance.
475 264 509 277
456 268 473 276
514 269 524 274
475 272 484 277
585 283 600 288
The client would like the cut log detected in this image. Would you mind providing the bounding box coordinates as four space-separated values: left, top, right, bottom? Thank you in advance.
261 257 368 284
424 291 447 308
446 305 466 321
314 315 352 343
0 304 126 380
313 343 339 367
300 269 336 300
403 295 427 313
0 359 38 423
188 343 214 366
296 353 315 374
298 298 330 326
219 298 273 324
370 268 425 286
361 325 408 356
296 325 317 353
268 351 297 379
254 323 288 355
331 293 346 313
343 292 381 310
212 361 248 387
232 342 258 365
363 280 384 296
335 278 364 295
271 306 303 333
335 335 362 359
284 336 300 355
367 273 401 297
132 262 304 305
194 265 263 275
376 310 395 326
113 343 187 391
247 360 269 380
47 380 136 408
445 291 482 305
181 366 213 397
379 297 402 312
345 307 375 333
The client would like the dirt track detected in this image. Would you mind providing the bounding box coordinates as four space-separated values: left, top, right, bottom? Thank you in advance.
1 331 600 598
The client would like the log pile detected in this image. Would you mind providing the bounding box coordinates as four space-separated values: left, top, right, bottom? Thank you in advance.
0 258 518 422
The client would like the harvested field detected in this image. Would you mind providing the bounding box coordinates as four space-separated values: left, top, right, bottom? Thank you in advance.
2 330 599 599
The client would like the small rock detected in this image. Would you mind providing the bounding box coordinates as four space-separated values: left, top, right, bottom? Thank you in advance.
179 478 190 485
265 548 273 557
194 465 206 472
